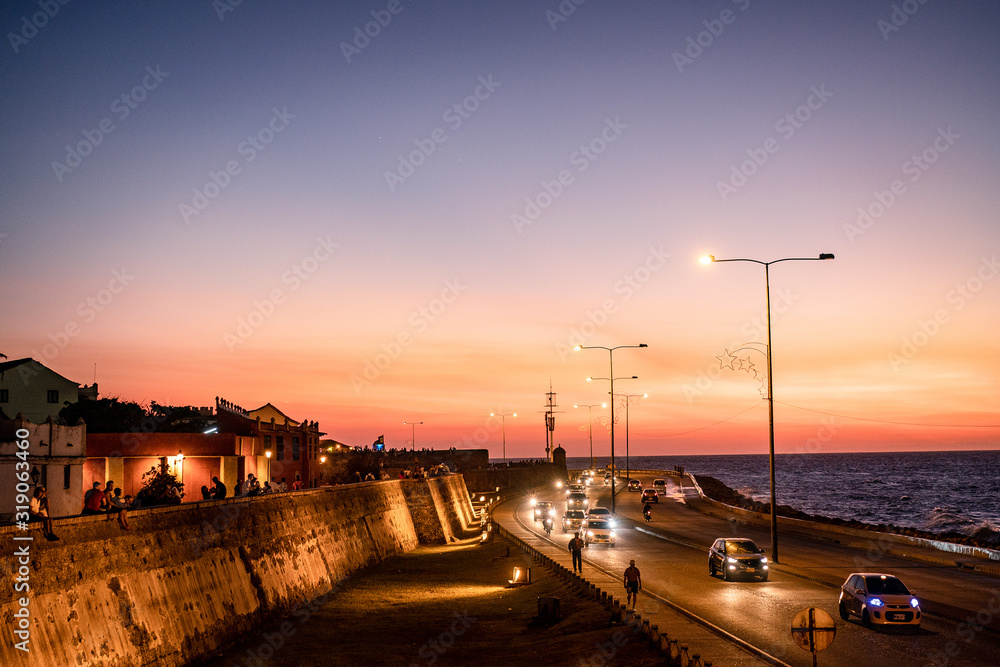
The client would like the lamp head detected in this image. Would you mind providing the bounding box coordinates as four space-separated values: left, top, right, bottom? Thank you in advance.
819 253 835 260
639 343 648 348
573 345 583 351
700 255 715 264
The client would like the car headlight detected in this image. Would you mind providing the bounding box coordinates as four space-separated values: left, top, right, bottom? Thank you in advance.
910 598 919 608
610 531 616 537
726 557 737 564
760 557 768 563
587 531 594 536
549 509 556 517
869 598 885 607
530 498 537 506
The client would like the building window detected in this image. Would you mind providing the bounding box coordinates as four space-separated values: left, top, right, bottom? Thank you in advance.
292 440 300 461
0 389 8 403
63 465 71 490
276 436 284 461
47 389 59 403
263 435 271 446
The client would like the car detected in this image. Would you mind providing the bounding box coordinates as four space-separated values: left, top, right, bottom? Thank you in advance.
708 538 768 581
839 573 921 627
566 483 585 496
585 507 614 524
653 479 667 495
533 501 556 522
627 479 642 492
640 489 658 503
583 519 616 547
562 509 586 533
566 492 589 510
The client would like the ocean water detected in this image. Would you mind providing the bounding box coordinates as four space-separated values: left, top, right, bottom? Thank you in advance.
565 450 1000 544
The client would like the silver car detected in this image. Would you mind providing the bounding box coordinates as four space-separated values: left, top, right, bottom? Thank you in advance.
583 519 615 547
562 510 586 533
839 573 921 627
566 492 588 511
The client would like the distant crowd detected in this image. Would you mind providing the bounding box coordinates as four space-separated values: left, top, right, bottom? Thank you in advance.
24 465 457 541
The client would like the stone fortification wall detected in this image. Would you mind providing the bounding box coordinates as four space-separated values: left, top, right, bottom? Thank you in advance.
1 476 472 667
400 475 479 543
462 463 565 494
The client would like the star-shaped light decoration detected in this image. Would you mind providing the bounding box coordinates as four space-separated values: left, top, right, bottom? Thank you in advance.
716 348 738 370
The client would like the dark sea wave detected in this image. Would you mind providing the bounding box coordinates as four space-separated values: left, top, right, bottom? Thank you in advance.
567 450 1000 545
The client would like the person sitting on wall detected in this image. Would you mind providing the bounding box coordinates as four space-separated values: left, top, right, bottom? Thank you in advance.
262 481 273 494
292 474 304 490
108 488 132 530
29 486 59 541
166 484 183 505
101 481 115 512
233 477 244 497
82 481 105 515
246 474 261 497
211 476 227 499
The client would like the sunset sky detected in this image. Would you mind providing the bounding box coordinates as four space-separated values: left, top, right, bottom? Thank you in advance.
2 1 998 458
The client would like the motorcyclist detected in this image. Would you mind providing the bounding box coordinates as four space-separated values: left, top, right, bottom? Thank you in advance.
643 502 652 521
543 516 553 535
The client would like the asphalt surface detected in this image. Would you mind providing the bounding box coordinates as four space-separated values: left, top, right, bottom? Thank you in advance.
494 473 1000 667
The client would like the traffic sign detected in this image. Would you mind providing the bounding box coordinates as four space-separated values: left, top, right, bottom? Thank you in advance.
791 607 836 666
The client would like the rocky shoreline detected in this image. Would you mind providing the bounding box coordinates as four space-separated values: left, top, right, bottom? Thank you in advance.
695 474 1000 551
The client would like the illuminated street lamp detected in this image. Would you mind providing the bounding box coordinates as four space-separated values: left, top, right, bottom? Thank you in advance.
613 392 647 483
573 403 606 470
403 421 423 451
265 450 272 482
490 412 516 465
700 252 834 563
575 343 648 514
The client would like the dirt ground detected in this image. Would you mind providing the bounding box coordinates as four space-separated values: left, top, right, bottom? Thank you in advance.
199 535 669 666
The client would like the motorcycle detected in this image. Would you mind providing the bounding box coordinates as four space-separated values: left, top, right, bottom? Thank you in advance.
543 517 554 536
643 508 652 522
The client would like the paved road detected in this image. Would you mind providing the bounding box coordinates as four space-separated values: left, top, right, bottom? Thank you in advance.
495 474 1000 667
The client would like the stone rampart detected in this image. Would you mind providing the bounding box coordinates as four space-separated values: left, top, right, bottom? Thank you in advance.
1 476 474 666
399 476 479 543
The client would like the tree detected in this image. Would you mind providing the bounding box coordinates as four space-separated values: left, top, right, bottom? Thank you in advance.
59 397 147 432
136 462 183 506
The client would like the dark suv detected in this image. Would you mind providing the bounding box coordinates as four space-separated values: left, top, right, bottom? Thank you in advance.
708 538 769 581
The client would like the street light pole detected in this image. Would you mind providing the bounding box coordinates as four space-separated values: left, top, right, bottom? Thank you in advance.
573 403 605 469
613 392 647 483
575 343 648 514
490 412 516 465
403 421 423 452
700 252 833 563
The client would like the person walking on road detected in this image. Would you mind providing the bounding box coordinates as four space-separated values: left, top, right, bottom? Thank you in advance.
624 559 641 610
569 532 584 573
